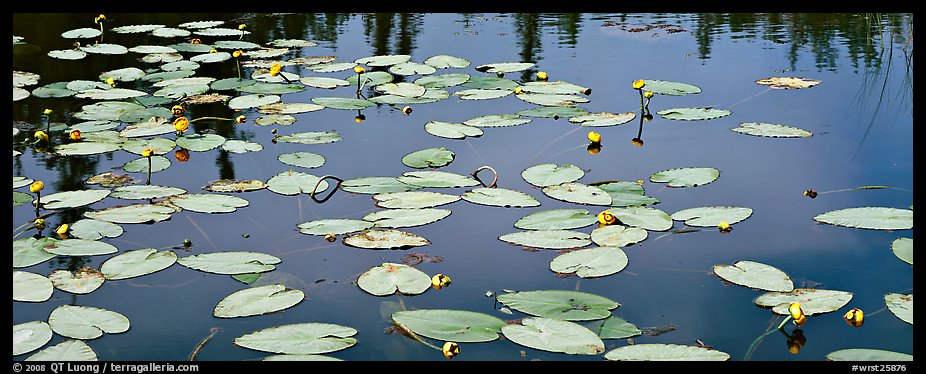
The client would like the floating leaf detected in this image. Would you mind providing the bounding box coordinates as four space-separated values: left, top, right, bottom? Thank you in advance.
415 73 470 89
222 140 263 153
754 288 853 316
497 290 618 321
341 177 420 194
423 55 471 69
255 114 297 126
650 167 720 188
391 309 506 342
54 142 121 156
499 230 591 250
515 209 597 230
517 93 589 107
48 267 106 294
345 71 393 87
42 238 118 257
62 27 102 39
119 121 175 139
462 187 540 208
100 249 177 280
671 206 753 227
13 87 29 102
25 340 97 361
299 76 350 89
550 246 629 278
813 207 913 230
311 97 376 110
48 305 130 340
122 156 170 174
593 181 660 207
642 80 702 96
268 38 317 47
66 120 119 133
214 284 305 318
39 189 110 210
111 24 165 33
80 43 128 55
13 271 53 302
568 112 636 127
151 27 191 38
161 60 201 71
517 106 588 119
475 62 534 73
389 62 437 76
202 179 268 193
363 208 451 228
713 261 794 292
502 317 605 355
13 237 57 268
368 89 448 105
229 94 281 110
461 75 520 90
275 153 325 170
599 316 642 339
826 349 913 361
454 88 511 100
343 229 430 249
396 170 479 188
234 323 357 355
542 183 612 206
606 206 673 231
274 131 341 144
13 321 53 356
521 81 591 95
357 263 431 296
210 77 255 91
47 49 87 60
522 164 584 187
110 185 185 200
69 219 123 240
605 344 730 361
374 191 461 209
657 107 732 121
267 171 329 196
13 191 32 207
169 193 248 213
84 204 174 224
463 114 531 128
892 238 913 265
731 122 813 138
175 134 226 152
755 76 822 89
297 219 374 236
74 101 145 121
32 82 76 97
402 147 455 169
177 252 281 275
355 54 411 67
260 354 342 361
178 20 224 29
590 225 648 247
424 121 484 140
311 62 356 73
885 293 913 325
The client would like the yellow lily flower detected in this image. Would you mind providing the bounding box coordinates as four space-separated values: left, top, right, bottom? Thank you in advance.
236 115 247 124
30 181 44 193
325 233 337 242
513 86 523 94
355 114 366 123
843 308 864 327
43 108 53 115
442 342 460 359
233 50 243 58
56 224 70 239
587 131 601 144
431 273 451 288
34 130 48 142
173 117 190 133
598 210 617 225
171 105 185 117
353 65 366 74
536 71 548 81
33 218 47 230
142 148 154 158
105 77 116 86
402 106 413 115
632 79 645 90
269 63 282 77
803 189 817 199
637 180 645 185
718 221 731 233
191 38 202 44
238 24 247 30
69 129 81 141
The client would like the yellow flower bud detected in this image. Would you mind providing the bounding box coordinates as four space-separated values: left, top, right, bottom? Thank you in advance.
431 273 451 288
191 38 202 45
643 91 654 99
718 221 731 233
173 117 189 133
402 106 413 116
598 210 617 225
69 129 81 141
354 65 366 74
233 50 243 58
34 218 47 230
209 49 218 53
34 130 48 141
632 79 645 90
238 23 247 30
843 308 864 327
30 181 44 193
513 86 523 94
56 223 69 236
803 189 818 199
142 148 154 157
788 303 805 320
105 77 116 86
587 131 601 144
269 63 282 77
171 105 185 117
325 233 337 242
236 115 247 124
637 180 644 185
43 108 53 115
442 341 460 359
536 71 548 81
793 314 807 326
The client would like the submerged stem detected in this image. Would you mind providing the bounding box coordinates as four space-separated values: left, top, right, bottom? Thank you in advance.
743 315 792 361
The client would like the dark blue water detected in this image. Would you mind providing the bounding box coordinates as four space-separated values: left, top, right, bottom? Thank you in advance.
13 13 913 362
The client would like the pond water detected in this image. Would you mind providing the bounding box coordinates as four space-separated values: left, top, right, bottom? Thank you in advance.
13 13 914 362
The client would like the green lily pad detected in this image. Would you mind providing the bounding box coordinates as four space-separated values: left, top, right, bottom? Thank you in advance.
642 80 702 96
389 62 437 76
892 238 913 265
885 293 913 324
754 288 853 316
713 261 794 292
48 49 88 60
826 349 913 361
214 284 305 318
300 76 350 89
363 208 451 228
48 305 130 340
202 179 268 193
592 181 660 207
169 193 249 213
650 167 720 188
110 185 185 200
161 60 202 71
13 271 53 302
499 230 591 250
222 140 263 153
14 176 33 189
13 71 40 87
517 106 588 119
391 309 506 343
423 55 471 69
177 252 281 275
569 112 636 127
122 155 170 174
210 78 255 91
311 62 356 73
277 152 325 169
605 344 730 361
731 122 813 138
275 131 341 144
522 164 584 187
591 225 648 247
190 51 232 63
13 191 32 207
175 133 226 152
111 24 165 33
178 20 224 29
69 219 124 240
368 89 449 105
550 246 629 278
73 101 146 121
31 82 76 98
475 62 534 73
402 147 455 169
245 48 291 59
343 229 430 249
84 203 175 224
813 207 913 230
100 67 146 82
13 321 53 356
397 171 477 189
40 189 110 210
414 73 470 88
297 219 374 236
229 94 280 110
268 38 316 47
462 187 540 208
375 82 428 97
373 190 459 210
62 27 102 39
657 107 732 121
599 316 642 339
341 177 420 194
517 93 589 107
48 267 106 294
41 238 118 256
463 114 531 128
542 183 612 206
119 122 175 141
80 43 128 55
66 120 119 133
13 237 57 268
502 317 605 355
213 40 261 50
454 88 512 100
151 27 191 38
514 209 597 230
311 97 376 110
25 340 97 361
606 206 673 231
355 54 411 66
521 81 592 95
345 71 394 87
461 75 520 90
255 114 297 126
153 82 210 99
55 141 123 157
267 171 329 196
424 121 484 140
357 263 432 296
671 206 753 227
100 248 177 280
234 323 357 355
755 76 822 89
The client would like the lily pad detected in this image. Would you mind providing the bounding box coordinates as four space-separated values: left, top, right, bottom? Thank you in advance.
755 76 822 89
25 340 97 361
496 290 618 321
517 93 589 107
311 62 356 73
47 49 88 60
374 191 461 209
402 147 455 169
713 261 794 292
190 51 232 63
389 62 437 76
462 187 540 208
521 81 592 95
69 219 124 240
355 54 411 67
255 115 297 126
885 293 913 324
826 349 913 361
177 252 281 275
754 288 853 316
515 209 597 230
100 249 177 280
606 206 673 231
543 183 612 206
40 189 110 210
522 164 585 187
179 20 225 29
32 82 76 97
502 317 605 355
299 76 350 89
414 73 471 88
599 316 642 340
550 246 629 278
62 27 102 39
229 94 281 110
12 87 29 101
345 71 394 87
518 106 589 119
84 204 174 224
424 121 484 139
169 193 249 213
650 167 720 188
499 230 591 250
297 219 374 236
311 97 376 110
463 114 531 128
657 107 732 121
813 207 913 230
80 43 129 55
175 134 226 152
731 122 813 138
202 179 268 193
396 170 480 188
461 75 520 90
151 27 191 38
363 208 451 228
47 267 106 294
357 263 432 296
110 185 185 200
268 38 317 47
568 112 636 127
119 121 174 138
424 55 471 69
214 284 305 318
343 229 430 249
267 171 329 196
222 140 263 153
234 323 357 355
391 309 506 343
275 131 341 144
13 237 58 268
74 101 145 121
54 142 122 156
341 177 420 194
892 238 913 265
671 206 754 227
475 62 534 73
161 60 201 71
13 191 32 207
48 305 130 340
13 321 53 356
13 271 53 302
42 238 118 257
111 24 165 33
590 225 648 247
454 88 512 100
605 344 730 361
642 80 702 96
123 155 171 174
592 181 660 207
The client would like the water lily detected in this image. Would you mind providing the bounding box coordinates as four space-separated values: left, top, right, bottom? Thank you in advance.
643 114 653 122
843 308 864 327
142 148 154 158
637 180 645 185
431 273 451 288
43 108 53 116
632 79 645 90
644 91 654 99
175 149 190 163
105 77 116 87
34 130 48 142
587 131 601 144
598 210 617 225
33 218 46 231
173 117 190 134
56 223 70 239
402 106 413 115
718 221 731 233
513 86 523 94
69 129 81 141
325 233 337 242
354 65 366 74
235 115 247 124
191 38 202 44
803 189 818 199
233 50 243 58
536 71 548 81
442 341 460 359
30 181 44 193
789 302 807 326
172 105 185 117
238 23 247 30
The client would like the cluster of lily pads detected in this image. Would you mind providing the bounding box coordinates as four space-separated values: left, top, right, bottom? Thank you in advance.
12 15 913 361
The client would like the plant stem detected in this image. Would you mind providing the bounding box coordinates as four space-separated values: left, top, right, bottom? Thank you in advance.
190 117 232 122
743 315 791 361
